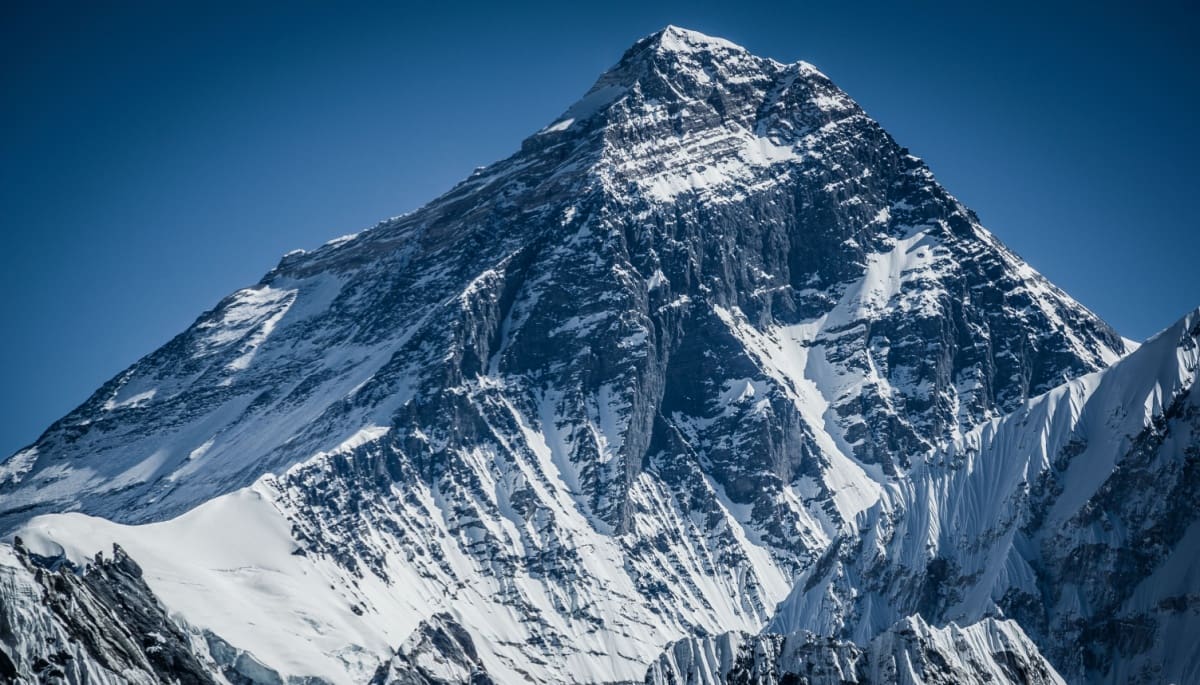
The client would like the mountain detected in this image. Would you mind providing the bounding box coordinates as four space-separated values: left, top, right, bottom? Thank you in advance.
769 308 1200 684
639 306 1199 685
0 25 1185 685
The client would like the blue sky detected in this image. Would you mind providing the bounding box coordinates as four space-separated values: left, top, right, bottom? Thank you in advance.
2 1 1197 457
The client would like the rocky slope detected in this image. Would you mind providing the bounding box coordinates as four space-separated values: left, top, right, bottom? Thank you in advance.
0 25 1178 685
647 615 1064 685
0 540 218 684
370 614 495 685
771 308 1200 685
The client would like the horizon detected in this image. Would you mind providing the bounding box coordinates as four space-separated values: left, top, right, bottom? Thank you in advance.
2 1 1198 458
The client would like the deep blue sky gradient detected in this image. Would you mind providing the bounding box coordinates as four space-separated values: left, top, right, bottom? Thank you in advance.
2 1 1197 457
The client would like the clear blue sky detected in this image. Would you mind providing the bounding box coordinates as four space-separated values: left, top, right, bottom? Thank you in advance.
2 1 1197 458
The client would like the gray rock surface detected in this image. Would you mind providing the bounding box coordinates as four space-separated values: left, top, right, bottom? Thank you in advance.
771 310 1200 684
646 615 1064 685
371 613 495 685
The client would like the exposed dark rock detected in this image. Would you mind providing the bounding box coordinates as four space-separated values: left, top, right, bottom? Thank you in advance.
371 613 496 685
646 616 1064 684
0 543 217 684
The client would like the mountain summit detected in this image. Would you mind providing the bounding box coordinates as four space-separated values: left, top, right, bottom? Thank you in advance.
2 27 1191 685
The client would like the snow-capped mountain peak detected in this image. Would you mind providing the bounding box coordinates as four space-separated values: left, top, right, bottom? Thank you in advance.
655 25 745 53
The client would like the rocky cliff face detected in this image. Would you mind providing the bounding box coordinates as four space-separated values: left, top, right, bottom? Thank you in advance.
0 25 1179 685
370 614 495 685
646 616 1064 685
0 541 219 685
771 309 1200 685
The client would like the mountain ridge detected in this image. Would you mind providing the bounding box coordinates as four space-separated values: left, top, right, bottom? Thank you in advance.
0 25 1124 532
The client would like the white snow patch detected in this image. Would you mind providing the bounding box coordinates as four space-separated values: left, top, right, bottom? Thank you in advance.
647 269 669 290
323 233 360 248
16 481 414 685
103 388 157 411
539 84 627 135
657 26 743 55
187 438 215 462
0 447 38 486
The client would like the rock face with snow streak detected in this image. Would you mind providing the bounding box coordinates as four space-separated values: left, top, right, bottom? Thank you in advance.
646 616 1064 685
0 541 218 685
370 613 495 685
0 24 1186 685
770 309 1200 685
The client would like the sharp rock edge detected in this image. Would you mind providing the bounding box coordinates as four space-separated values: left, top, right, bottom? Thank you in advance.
0 24 1188 685
646 615 1064 685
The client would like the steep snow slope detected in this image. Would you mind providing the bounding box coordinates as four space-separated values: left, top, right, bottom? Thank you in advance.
0 26 1142 684
18 464 762 683
772 308 1200 684
646 615 1064 685
17 485 404 683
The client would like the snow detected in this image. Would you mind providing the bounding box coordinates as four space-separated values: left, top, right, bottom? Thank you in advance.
9 368 812 683
200 284 296 349
592 382 628 461
770 308 1200 667
626 124 805 204
575 37 865 207
103 388 157 411
713 304 884 523
853 231 941 317
699 473 794 601
646 269 669 290
0 267 439 531
323 232 360 248
18 482 410 684
0 21 1164 685
543 118 575 133
0 447 37 486
648 615 1065 685
539 84 627 135
186 438 214 462
298 425 392 466
657 26 744 55
812 93 853 112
